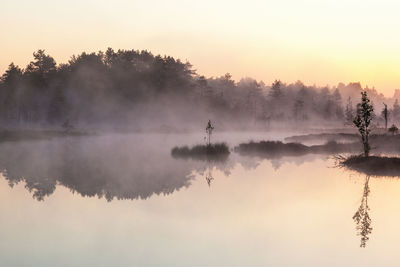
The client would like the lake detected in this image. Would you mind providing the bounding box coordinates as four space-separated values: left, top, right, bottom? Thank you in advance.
0 132 399 266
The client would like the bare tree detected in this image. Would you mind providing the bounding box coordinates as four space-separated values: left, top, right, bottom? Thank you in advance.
206 120 214 146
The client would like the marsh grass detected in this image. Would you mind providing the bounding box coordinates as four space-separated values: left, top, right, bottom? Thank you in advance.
171 143 230 161
235 141 310 157
338 155 400 177
235 140 360 158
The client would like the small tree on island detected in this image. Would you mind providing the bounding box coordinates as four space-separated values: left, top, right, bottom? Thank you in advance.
205 120 214 146
353 91 374 157
388 124 399 136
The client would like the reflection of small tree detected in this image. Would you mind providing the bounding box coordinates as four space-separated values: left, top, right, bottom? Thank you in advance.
205 120 214 146
353 176 373 248
353 92 374 157
205 168 214 187
388 124 399 135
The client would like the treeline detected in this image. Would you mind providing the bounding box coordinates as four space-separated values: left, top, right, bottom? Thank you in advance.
0 48 396 130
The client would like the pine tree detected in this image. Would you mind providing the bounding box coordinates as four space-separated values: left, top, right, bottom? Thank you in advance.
269 80 283 98
344 97 354 125
353 92 374 157
392 99 400 121
382 103 388 130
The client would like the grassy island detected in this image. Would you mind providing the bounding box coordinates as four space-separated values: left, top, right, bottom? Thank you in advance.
171 143 230 161
339 155 400 177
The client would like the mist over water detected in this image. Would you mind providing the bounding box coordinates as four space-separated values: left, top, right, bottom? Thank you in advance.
3 0 400 262
2 49 400 266
1 131 400 266
0 131 294 201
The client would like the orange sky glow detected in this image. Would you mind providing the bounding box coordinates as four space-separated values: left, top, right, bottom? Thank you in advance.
1 0 399 96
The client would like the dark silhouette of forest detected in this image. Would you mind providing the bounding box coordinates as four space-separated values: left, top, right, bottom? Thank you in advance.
1 48 399 130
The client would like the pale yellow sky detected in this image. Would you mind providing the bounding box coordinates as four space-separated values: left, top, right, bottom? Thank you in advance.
1 0 399 96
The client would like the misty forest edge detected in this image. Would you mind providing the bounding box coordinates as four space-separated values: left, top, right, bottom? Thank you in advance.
1 48 400 132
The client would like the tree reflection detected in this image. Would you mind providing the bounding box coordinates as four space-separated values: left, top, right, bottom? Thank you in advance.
0 136 240 201
0 135 343 201
0 137 202 201
205 168 214 187
353 175 373 248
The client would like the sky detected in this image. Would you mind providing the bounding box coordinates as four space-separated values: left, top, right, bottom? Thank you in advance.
1 0 400 96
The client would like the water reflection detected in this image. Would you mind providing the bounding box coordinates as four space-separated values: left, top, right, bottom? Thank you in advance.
353 175 373 248
238 152 324 170
0 137 197 201
0 135 241 201
205 168 214 187
0 137 333 200
2 134 399 255
0 134 365 204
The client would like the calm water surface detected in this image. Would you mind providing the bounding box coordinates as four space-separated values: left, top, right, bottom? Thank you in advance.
0 132 399 266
